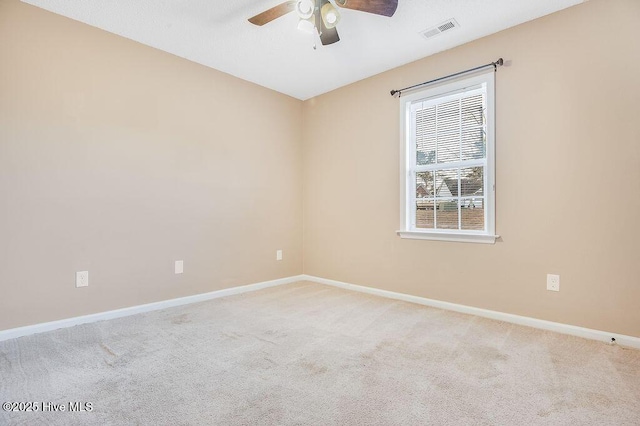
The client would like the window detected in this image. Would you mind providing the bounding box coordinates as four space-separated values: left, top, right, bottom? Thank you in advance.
398 71 496 244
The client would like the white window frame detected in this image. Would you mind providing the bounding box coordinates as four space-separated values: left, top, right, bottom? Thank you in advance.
397 71 497 244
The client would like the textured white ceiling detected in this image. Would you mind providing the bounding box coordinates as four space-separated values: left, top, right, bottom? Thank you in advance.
21 0 584 100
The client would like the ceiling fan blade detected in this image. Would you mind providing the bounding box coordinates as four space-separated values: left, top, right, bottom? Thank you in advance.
248 1 297 26
316 0 340 45
320 25 340 45
335 0 398 17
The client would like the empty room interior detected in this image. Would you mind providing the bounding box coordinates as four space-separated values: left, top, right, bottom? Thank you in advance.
1 0 639 424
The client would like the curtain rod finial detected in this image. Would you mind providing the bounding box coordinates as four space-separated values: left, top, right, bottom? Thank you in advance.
496 58 504 66
390 89 398 97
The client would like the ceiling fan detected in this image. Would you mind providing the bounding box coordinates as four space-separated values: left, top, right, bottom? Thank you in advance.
248 0 398 46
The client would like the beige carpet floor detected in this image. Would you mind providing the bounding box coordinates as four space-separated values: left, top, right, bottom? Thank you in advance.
1 281 639 425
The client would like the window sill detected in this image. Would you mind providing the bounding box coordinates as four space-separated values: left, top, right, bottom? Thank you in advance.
396 230 498 244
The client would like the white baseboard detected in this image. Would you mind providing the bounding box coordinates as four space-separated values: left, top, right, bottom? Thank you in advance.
301 274 640 350
0 275 304 342
4 274 639 350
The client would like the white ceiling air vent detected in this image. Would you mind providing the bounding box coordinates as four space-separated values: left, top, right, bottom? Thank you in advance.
420 19 460 40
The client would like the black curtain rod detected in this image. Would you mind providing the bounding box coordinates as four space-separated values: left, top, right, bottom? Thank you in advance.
390 58 504 98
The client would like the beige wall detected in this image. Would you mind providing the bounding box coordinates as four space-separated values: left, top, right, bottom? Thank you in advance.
0 0 303 330
302 0 640 337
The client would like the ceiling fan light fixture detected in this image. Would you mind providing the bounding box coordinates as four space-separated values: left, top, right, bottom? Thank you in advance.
295 0 315 19
297 17 315 34
321 2 340 29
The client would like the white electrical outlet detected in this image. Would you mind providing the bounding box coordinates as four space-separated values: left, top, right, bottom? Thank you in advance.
547 274 560 292
276 250 283 261
76 271 89 288
175 260 184 274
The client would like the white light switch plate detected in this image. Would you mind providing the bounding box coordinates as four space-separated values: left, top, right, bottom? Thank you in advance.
276 250 283 261
175 260 184 274
76 271 89 288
